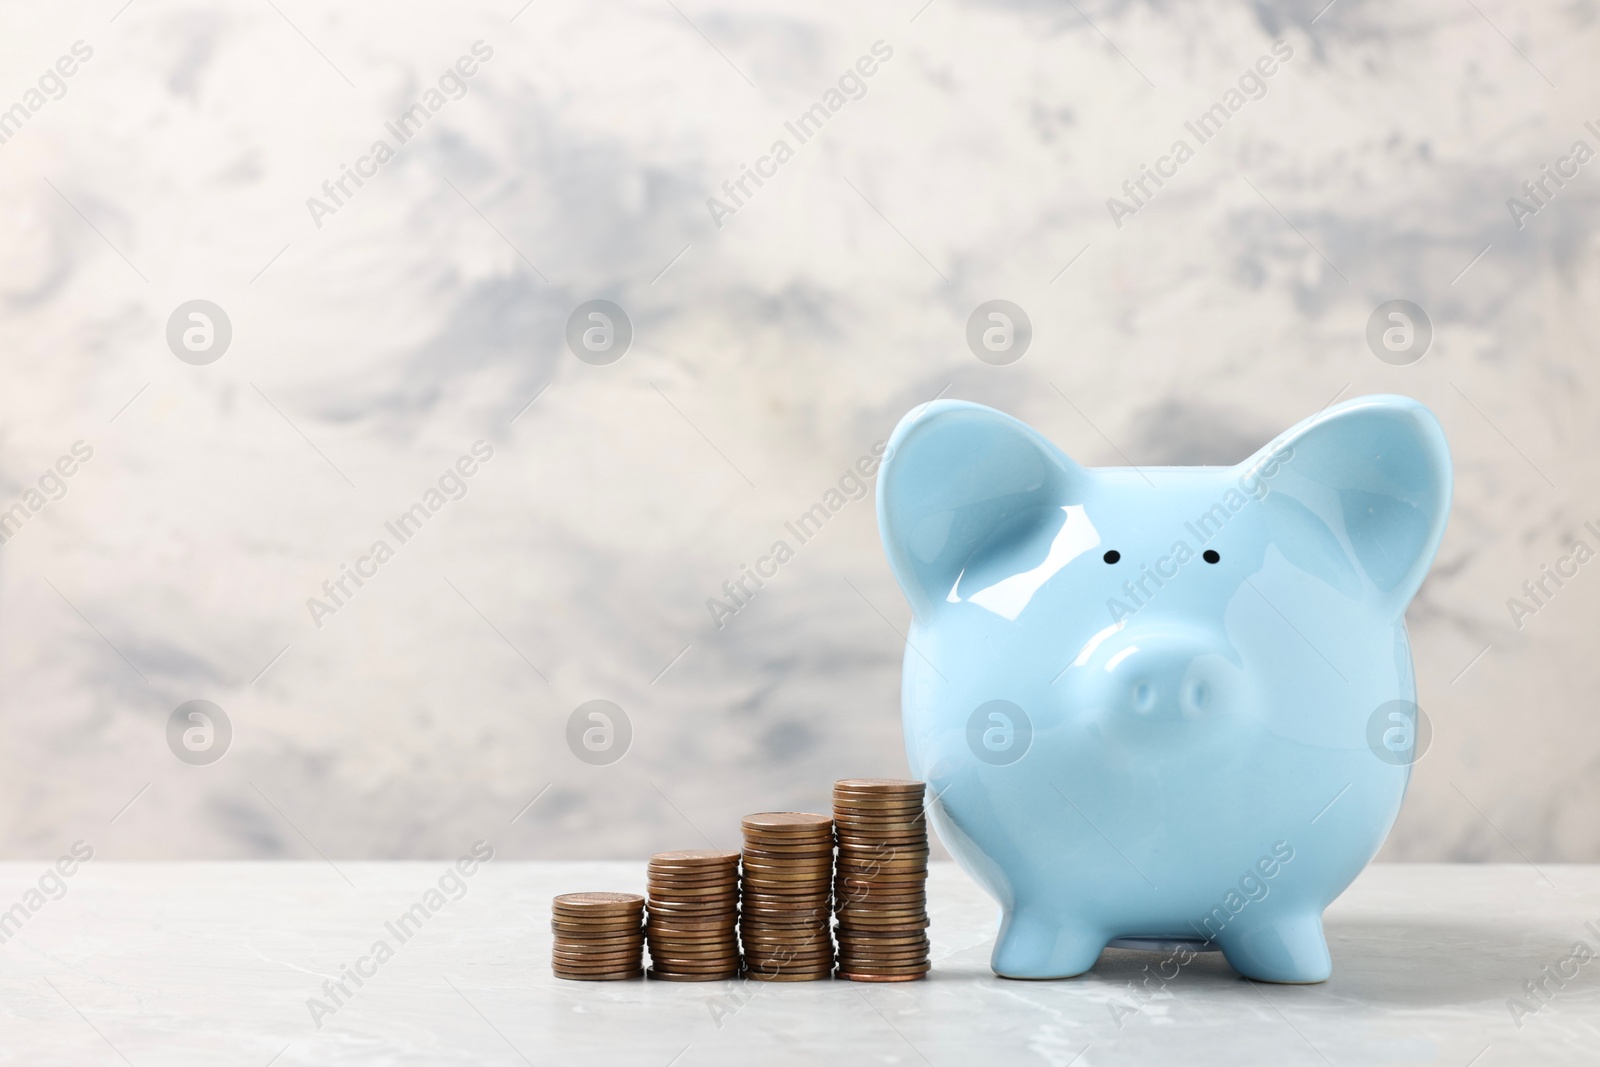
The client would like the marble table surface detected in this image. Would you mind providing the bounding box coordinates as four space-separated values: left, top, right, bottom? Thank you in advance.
1 861 1596 1065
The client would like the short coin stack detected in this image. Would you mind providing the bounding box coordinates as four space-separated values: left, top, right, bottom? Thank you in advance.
739 812 835 981
832 779 931 981
551 892 645 981
645 849 742 981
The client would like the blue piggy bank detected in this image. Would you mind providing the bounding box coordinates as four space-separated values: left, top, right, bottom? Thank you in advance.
876 395 1450 983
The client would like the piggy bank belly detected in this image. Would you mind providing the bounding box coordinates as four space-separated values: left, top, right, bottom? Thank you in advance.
904 607 1416 984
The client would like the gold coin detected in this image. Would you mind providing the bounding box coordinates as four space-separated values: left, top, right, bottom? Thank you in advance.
740 907 829 920
836 947 930 959
649 869 739 884
835 836 928 849
553 947 646 966
833 816 926 827
833 778 924 792
552 917 645 930
648 892 738 903
742 811 832 830
553 968 644 981
551 929 648 942
643 947 742 966
741 929 828 941
740 884 831 895
554 892 644 910
832 801 924 814
650 849 740 864
835 902 927 915
552 955 645 970
739 931 831 943
740 858 832 869
742 968 833 982
648 916 737 928
649 954 744 967
649 881 738 894
835 845 928 857
741 841 832 854
835 897 926 909
651 928 739 938
551 908 647 921
651 948 740 960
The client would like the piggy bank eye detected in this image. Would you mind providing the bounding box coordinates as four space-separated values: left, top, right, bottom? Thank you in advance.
1203 549 1221 564
1102 550 1120 564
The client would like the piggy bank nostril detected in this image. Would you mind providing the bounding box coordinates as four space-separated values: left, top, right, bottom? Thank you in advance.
1130 680 1157 713
1181 679 1212 718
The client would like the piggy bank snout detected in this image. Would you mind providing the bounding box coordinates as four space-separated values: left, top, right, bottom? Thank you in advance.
1097 632 1234 722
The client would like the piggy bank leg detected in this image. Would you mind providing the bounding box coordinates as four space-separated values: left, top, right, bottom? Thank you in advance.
1215 911 1332 984
992 904 1106 979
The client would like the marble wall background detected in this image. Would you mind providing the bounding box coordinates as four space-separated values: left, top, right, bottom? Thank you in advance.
0 0 1595 862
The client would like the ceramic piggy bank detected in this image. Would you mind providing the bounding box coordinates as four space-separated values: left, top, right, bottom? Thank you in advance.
876 395 1450 983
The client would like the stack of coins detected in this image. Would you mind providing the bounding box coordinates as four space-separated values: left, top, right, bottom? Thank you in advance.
551 892 645 981
739 812 835 981
645 849 742 981
832 779 931 982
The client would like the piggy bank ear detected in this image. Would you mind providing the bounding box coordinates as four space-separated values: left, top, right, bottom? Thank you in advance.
1250 394 1451 615
877 400 1083 617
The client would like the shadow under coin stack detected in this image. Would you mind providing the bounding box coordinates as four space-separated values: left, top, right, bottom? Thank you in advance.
645 849 742 981
551 892 645 981
738 813 835 981
832 779 931 982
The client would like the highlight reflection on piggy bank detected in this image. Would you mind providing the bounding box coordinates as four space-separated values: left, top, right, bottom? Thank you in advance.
876 396 1450 983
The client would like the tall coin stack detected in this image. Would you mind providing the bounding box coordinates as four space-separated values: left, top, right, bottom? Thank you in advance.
551 892 645 981
738 812 835 981
832 779 931 982
645 849 742 981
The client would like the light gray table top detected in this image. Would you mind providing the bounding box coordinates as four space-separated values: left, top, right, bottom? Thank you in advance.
1 861 1595 1065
